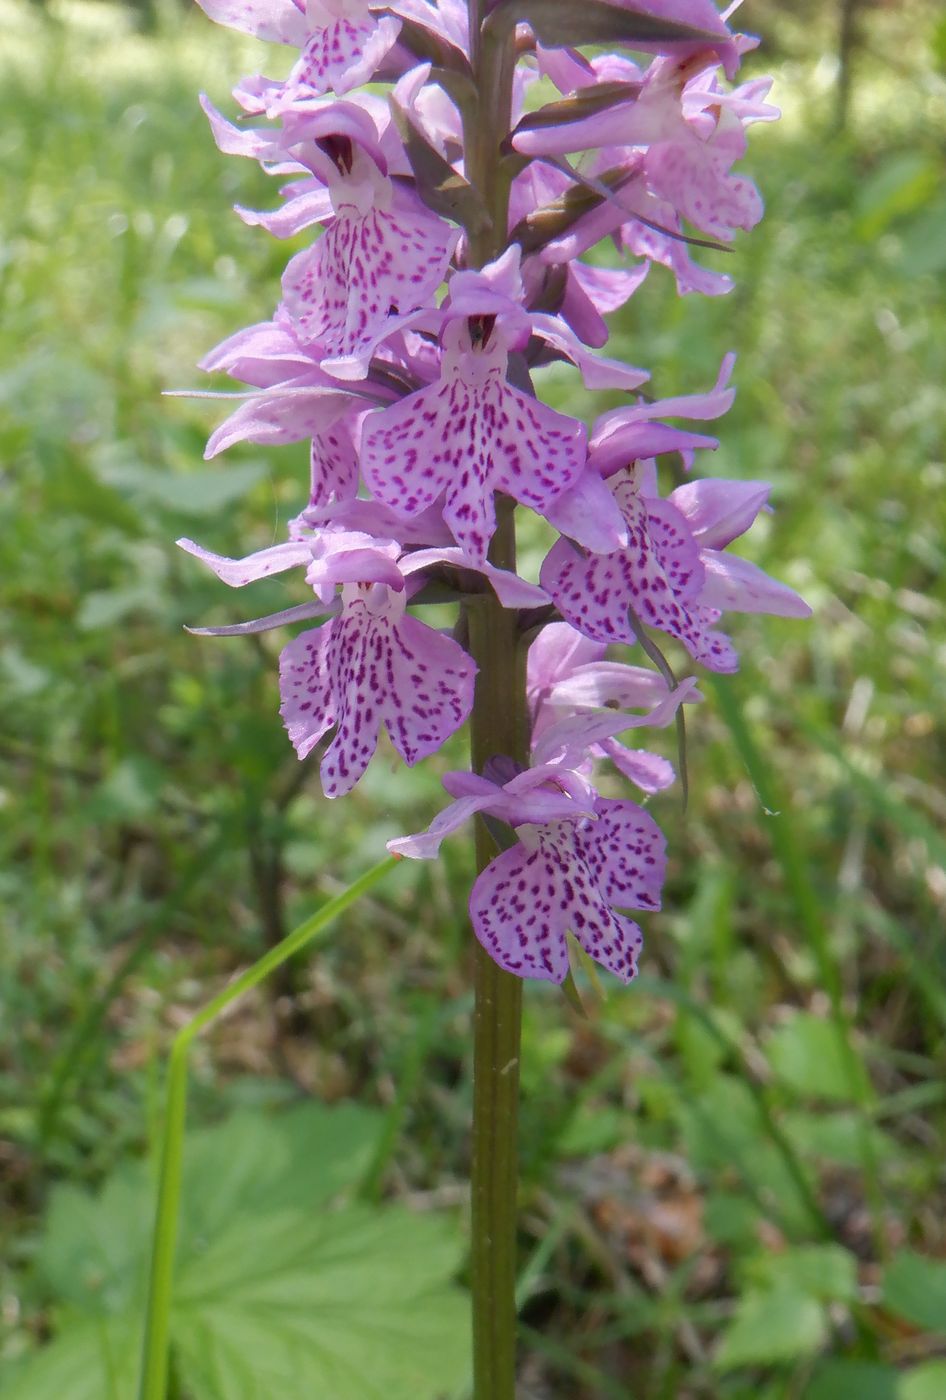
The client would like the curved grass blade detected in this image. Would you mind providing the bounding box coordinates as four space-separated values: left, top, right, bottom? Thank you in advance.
137 856 400 1400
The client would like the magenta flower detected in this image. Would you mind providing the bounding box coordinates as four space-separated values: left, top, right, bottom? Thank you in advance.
178 529 476 796
195 0 402 98
361 250 588 564
542 463 810 672
278 128 458 378
390 764 665 983
280 579 474 796
527 622 700 793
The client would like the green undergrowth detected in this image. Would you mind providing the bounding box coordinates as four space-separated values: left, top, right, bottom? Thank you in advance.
1 1 945 1396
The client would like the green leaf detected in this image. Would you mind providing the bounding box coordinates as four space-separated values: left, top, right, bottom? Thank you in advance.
177 1103 382 1260
884 1250 946 1334
899 1362 946 1400
172 1207 469 1400
714 1286 827 1371
1 1314 141 1400
806 1360 899 1400
765 1014 872 1104
746 1244 858 1303
19 1106 467 1400
38 1171 151 1315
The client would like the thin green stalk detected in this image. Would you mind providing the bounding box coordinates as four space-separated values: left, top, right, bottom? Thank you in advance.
137 856 398 1400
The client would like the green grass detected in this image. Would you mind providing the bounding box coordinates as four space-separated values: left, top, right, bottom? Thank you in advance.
2 1 945 1396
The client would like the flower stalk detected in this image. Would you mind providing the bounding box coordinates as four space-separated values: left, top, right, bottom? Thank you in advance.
463 6 525 1375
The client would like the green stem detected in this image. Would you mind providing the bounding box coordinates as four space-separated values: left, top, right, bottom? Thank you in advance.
137 856 398 1400
463 6 524 1391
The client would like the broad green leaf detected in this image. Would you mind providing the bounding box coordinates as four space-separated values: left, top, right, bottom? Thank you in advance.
899 1362 946 1400
0 1314 140 1400
883 1251 946 1334
806 1360 899 1400
38 1171 151 1315
173 1207 469 1400
714 1285 827 1370
746 1244 857 1303
20 1107 466 1400
765 1014 872 1104
177 1103 382 1259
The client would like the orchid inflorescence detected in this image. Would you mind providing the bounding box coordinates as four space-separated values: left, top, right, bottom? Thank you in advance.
182 0 809 988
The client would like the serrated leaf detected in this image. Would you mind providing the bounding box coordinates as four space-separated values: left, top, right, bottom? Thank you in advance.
20 1107 466 1400
899 1361 946 1400
766 1013 872 1104
714 1286 827 1370
487 0 726 49
0 1314 141 1400
746 1244 858 1303
177 1103 382 1260
38 1172 151 1315
806 1360 898 1400
884 1251 946 1335
173 1207 468 1400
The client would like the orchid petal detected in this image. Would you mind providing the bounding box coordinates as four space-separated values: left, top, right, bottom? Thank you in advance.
186 601 335 637
699 551 812 618
388 793 499 860
669 476 769 547
177 537 312 587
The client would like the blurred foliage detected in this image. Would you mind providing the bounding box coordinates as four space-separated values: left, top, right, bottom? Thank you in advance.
3 1104 470 1399
1 0 945 1396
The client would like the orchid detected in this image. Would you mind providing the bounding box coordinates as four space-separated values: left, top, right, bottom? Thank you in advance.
177 2 807 1389
180 0 810 976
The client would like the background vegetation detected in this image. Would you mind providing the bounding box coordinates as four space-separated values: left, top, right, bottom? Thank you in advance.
2 0 945 1395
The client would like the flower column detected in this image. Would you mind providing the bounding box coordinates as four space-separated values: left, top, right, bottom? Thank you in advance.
461 6 525 1396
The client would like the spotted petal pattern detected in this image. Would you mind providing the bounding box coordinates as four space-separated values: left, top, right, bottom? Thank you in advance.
540 474 738 672
289 9 402 97
361 340 586 564
279 593 475 796
282 205 456 378
470 798 664 983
